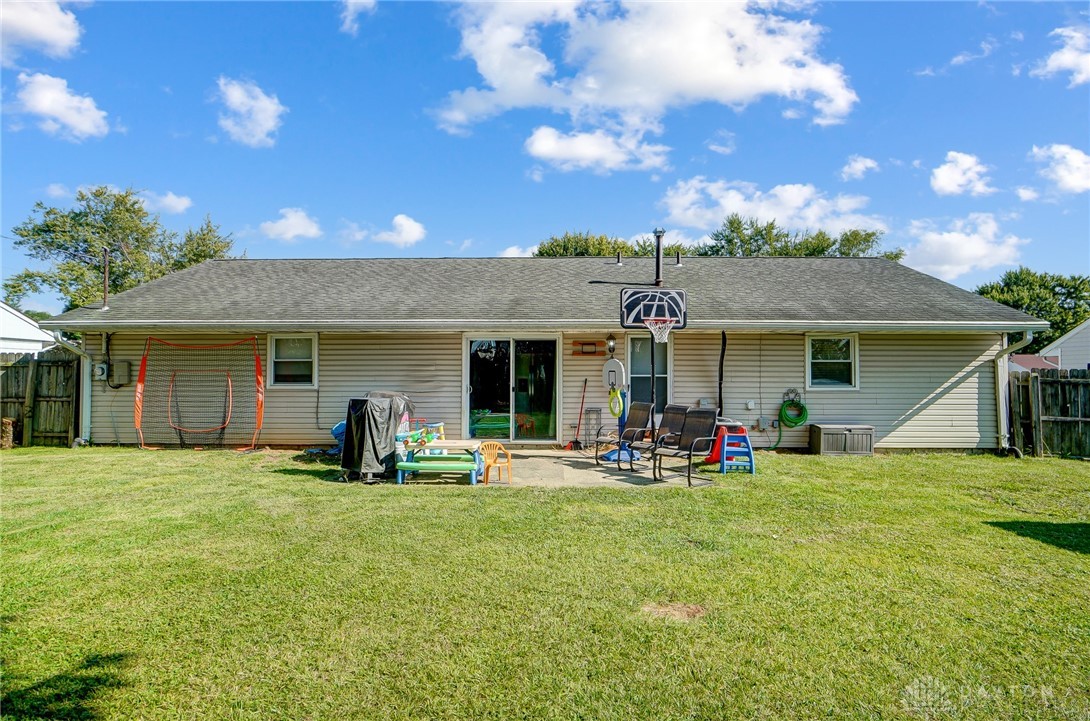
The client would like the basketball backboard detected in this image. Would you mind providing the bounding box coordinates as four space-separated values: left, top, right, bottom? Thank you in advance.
620 288 687 329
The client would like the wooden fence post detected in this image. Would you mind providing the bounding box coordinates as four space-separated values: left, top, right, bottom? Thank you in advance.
21 358 38 447
1010 371 1024 452
1029 372 1043 457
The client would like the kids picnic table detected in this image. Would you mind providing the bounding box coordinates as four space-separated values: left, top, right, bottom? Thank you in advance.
397 439 483 484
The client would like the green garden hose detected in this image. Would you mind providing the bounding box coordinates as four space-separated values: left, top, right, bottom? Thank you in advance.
769 391 808 449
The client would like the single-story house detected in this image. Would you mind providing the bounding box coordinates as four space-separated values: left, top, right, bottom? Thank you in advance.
40 256 1047 451
1037 317 1090 370
1 301 56 355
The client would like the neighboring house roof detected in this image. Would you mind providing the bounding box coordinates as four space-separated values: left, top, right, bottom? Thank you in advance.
1008 354 1060 372
1 301 56 351
40 256 1048 333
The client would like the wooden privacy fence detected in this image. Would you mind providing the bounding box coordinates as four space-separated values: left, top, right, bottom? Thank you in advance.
1009 369 1090 458
0 348 80 447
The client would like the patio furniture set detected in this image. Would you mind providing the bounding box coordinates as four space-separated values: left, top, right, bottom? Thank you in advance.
594 402 755 486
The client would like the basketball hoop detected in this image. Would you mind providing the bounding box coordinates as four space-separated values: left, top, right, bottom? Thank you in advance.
644 318 676 344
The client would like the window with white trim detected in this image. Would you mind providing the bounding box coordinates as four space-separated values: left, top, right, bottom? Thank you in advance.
806 334 858 390
269 334 317 387
628 335 669 413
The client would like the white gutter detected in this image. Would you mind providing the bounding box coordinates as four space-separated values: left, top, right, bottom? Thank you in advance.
40 319 1050 333
50 332 92 445
994 330 1034 452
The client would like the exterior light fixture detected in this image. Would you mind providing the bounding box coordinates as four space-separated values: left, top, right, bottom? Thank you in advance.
606 333 617 356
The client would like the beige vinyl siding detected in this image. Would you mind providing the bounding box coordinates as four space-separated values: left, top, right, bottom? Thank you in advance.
84 332 462 446
312 333 462 441
85 329 1000 449
673 332 809 448
1048 321 1090 369
672 332 1000 449
84 332 215 446
560 332 628 442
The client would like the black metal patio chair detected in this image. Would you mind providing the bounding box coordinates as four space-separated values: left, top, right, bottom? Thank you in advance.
626 403 690 472
652 407 719 486
594 401 652 470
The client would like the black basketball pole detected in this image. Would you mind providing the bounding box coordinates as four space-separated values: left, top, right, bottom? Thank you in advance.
649 331 656 441
650 227 665 440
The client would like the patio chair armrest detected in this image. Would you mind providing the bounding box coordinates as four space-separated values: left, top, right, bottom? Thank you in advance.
655 432 679 447
619 428 646 443
689 435 717 454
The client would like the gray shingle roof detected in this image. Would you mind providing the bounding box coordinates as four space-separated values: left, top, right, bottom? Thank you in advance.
41 256 1046 332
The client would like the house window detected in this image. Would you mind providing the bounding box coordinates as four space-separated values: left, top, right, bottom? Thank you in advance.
629 335 669 413
806 334 858 390
269 334 317 387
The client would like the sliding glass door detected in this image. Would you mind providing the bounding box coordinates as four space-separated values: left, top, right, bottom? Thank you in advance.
468 338 557 441
513 340 556 440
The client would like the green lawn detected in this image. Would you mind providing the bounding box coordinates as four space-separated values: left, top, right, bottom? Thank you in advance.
2 448 1088 720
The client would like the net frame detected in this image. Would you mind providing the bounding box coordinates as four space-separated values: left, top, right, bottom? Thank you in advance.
135 337 264 450
644 317 676 344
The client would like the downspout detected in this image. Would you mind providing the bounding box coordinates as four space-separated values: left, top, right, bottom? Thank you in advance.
993 330 1033 453
51 332 93 445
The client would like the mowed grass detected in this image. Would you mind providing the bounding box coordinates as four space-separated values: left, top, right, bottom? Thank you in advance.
2 448 1088 720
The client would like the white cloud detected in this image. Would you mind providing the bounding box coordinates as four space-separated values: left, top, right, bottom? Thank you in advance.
1030 143 1090 193
1031 26 1090 87
524 126 668 173
260 208 322 242
45 182 70 198
1 1 81 67
440 2 857 171
950 39 995 66
930 151 996 196
662 176 887 235
906 213 1026 280
841 155 879 181
706 130 736 156
1015 186 1039 202
374 214 426 247
215 76 288 148
337 220 368 244
458 239 473 252
499 244 538 257
1010 31 1024 43
15 72 108 141
340 0 376 36
140 190 192 214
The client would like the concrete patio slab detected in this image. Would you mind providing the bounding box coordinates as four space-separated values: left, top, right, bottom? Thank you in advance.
475 449 714 488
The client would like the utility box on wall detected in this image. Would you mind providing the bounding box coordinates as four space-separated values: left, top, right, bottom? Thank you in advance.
109 361 131 386
809 424 875 455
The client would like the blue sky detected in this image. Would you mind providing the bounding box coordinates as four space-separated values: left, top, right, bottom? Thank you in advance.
3 0 1088 314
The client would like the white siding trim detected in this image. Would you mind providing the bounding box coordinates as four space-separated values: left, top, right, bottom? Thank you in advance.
268 333 318 389
805 333 860 392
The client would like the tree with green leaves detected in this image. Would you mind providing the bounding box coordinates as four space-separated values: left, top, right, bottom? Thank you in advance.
976 267 1090 353
3 187 235 311
534 231 635 257
631 235 689 258
20 309 53 322
535 231 687 257
696 213 904 260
